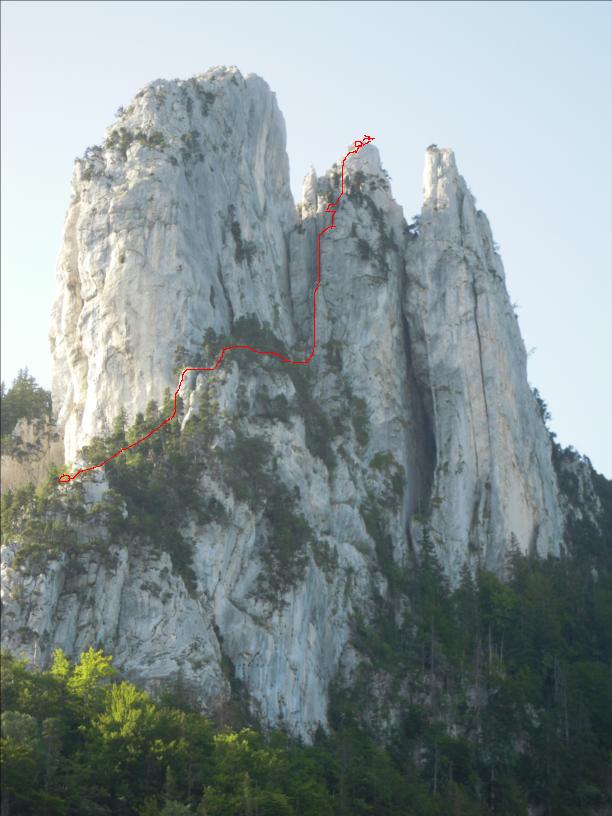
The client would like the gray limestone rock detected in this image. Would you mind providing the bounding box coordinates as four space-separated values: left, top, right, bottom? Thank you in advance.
2 67 604 741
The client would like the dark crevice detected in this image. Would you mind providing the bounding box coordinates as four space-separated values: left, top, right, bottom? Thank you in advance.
401 312 437 515
471 277 492 448
216 255 235 329
471 275 495 557
295 215 319 347
283 229 297 337
460 191 492 467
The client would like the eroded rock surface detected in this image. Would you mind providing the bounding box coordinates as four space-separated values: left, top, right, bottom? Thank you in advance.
2 67 603 740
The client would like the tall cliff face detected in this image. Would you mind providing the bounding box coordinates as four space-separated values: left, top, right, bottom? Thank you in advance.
3 67 603 740
50 66 296 463
404 148 563 578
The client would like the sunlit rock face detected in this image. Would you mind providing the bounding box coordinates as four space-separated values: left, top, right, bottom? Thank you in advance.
403 147 563 578
50 66 296 464
4 67 595 741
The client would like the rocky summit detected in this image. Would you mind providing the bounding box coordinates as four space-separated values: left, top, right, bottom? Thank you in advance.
1 66 607 740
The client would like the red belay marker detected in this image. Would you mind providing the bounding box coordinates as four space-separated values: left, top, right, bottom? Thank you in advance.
58 135 375 484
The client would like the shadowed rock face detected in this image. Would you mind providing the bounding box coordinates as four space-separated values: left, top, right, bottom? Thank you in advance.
2 66 596 740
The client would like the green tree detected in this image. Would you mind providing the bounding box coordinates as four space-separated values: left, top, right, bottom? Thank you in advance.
1 368 52 438
66 647 116 720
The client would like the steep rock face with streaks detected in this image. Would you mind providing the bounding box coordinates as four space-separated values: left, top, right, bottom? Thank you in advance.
50 66 296 464
403 148 564 577
2 68 607 741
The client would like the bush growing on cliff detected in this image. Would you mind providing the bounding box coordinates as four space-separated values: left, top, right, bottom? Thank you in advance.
230 220 257 266
1 369 52 440
1 474 90 572
257 484 312 602
219 428 313 600
369 451 405 509
104 127 168 159
287 365 336 469
197 318 338 469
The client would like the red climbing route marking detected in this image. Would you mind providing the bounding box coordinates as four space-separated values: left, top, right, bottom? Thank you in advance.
58 135 376 484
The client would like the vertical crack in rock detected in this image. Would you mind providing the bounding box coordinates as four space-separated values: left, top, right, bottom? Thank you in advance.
471 276 492 460
401 312 436 512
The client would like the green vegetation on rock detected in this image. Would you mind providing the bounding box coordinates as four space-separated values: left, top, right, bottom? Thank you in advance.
3 518 611 816
194 317 338 469
3 372 611 815
1 370 53 458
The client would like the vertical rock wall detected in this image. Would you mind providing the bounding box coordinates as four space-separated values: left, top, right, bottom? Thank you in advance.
1 68 578 740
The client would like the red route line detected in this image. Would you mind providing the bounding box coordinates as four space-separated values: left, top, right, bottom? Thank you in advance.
58 135 375 484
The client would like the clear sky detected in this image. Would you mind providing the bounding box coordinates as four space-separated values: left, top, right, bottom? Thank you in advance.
2 0 611 476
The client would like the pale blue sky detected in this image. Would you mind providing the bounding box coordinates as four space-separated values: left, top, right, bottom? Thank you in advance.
2 0 611 476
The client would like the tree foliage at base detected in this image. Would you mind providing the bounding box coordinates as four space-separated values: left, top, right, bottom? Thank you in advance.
3 521 611 816
2 379 611 814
